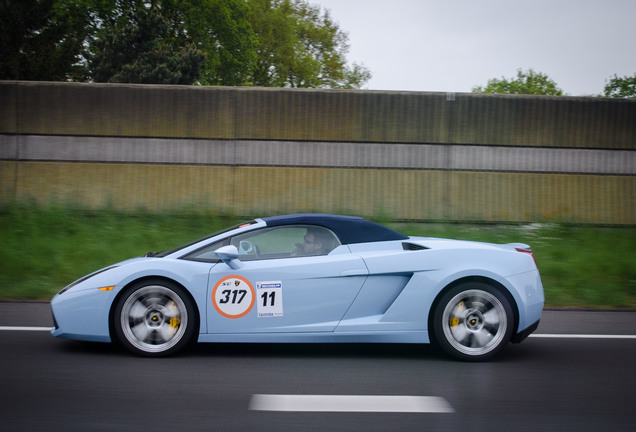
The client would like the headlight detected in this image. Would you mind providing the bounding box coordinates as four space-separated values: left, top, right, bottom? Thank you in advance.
57 266 119 295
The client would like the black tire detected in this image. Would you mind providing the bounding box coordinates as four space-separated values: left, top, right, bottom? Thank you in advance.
113 279 197 357
431 282 514 361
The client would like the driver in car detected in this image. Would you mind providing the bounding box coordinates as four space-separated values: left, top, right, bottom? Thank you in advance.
292 227 334 257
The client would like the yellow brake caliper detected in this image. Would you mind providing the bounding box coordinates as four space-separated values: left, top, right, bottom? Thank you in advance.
168 301 181 332
450 301 465 327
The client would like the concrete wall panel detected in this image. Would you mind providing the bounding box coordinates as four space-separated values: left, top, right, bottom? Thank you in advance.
3 161 633 224
1 82 634 224
3 82 635 148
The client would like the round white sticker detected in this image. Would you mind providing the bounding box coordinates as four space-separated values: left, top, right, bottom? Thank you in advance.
212 275 255 319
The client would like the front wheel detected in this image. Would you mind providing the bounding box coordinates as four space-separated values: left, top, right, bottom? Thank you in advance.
431 282 514 361
113 280 197 357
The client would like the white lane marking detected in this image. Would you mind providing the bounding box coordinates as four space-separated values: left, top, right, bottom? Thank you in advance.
249 394 455 413
530 334 636 339
0 326 53 331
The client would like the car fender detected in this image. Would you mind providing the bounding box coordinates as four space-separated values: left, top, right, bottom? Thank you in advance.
107 259 215 334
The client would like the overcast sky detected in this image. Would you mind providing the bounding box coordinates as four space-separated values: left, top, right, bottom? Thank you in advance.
314 0 636 96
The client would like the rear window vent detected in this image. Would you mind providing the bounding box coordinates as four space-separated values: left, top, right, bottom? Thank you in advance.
402 242 428 251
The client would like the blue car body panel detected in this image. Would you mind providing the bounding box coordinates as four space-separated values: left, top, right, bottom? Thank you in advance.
51 214 544 349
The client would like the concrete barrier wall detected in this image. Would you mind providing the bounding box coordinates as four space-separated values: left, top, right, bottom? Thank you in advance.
1 81 634 224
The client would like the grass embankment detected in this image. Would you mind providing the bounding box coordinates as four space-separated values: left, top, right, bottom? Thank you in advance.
1 203 634 308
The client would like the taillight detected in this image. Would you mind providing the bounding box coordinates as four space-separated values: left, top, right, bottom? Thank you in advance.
515 248 538 267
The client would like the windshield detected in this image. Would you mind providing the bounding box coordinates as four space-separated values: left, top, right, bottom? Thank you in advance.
148 220 258 258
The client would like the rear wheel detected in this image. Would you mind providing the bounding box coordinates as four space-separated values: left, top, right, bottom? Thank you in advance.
113 280 196 357
432 282 514 361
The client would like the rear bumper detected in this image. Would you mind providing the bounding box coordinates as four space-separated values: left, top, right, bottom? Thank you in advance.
511 319 540 343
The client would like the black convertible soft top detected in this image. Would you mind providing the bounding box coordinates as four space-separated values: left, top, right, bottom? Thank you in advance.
262 214 408 245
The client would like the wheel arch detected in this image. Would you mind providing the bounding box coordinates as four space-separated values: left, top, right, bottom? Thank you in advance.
428 275 520 342
108 276 201 343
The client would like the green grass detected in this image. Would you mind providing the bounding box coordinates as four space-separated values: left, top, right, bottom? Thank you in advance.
1 202 634 308
0 202 245 300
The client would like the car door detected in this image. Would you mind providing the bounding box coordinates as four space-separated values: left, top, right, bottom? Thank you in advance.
204 225 368 334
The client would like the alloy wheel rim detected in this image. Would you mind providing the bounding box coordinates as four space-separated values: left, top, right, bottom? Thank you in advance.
442 289 508 356
120 285 188 353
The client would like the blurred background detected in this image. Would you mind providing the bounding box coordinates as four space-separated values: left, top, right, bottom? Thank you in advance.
2 82 634 224
0 1 634 305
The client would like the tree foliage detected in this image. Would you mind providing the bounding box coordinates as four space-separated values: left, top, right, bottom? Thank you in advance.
472 69 564 96
88 1 206 84
0 0 91 81
603 73 636 98
153 0 257 86
247 0 370 88
1 0 370 88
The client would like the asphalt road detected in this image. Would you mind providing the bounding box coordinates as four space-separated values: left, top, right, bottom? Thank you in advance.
1 302 635 432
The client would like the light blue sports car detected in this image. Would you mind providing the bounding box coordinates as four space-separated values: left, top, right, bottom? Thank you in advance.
51 214 544 361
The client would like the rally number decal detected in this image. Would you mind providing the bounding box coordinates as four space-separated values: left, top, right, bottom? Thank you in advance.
256 281 283 317
212 275 255 319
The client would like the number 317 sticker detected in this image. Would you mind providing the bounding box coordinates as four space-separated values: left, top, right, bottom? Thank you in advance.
256 281 283 317
212 275 255 319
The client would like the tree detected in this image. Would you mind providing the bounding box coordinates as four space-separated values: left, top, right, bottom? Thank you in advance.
158 0 257 86
2 0 370 88
88 0 371 87
472 69 564 96
603 73 636 98
247 0 370 88
87 1 206 84
0 0 91 81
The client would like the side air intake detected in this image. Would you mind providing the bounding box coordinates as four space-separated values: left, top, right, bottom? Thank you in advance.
402 242 429 251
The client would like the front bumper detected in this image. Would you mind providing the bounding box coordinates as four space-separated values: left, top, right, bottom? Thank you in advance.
50 288 113 343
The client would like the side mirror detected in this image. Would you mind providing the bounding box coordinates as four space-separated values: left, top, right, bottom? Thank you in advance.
215 245 243 269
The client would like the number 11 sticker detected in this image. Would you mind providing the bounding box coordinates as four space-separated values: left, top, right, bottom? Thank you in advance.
256 281 283 317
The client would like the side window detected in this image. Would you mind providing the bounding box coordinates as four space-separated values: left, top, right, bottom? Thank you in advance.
181 225 341 262
232 225 340 261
